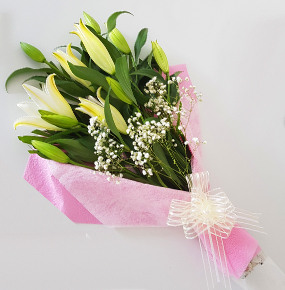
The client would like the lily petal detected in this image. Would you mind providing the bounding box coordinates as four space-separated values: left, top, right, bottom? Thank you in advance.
53 44 94 92
22 84 57 113
77 97 105 121
45 74 77 120
14 116 62 130
87 95 102 106
17 101 41 117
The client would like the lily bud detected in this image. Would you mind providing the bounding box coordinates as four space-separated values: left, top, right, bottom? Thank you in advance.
106 77 133 104
83 11 101 34
109 28 131 54
71 19 115 75
31 140 70 163
151 40 169 74
20 42 46 63
39 110 79 129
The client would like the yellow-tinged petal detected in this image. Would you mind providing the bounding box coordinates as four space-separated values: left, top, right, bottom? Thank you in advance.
45 74 77 120
66 43 85 66
109 28 131 54
76 97 105 121
13 116 62 131
151 40 169 74
71 19 115 75
53 44 94 92
97 87 127 134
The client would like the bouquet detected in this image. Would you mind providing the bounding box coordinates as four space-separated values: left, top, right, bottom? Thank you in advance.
6 10 285 290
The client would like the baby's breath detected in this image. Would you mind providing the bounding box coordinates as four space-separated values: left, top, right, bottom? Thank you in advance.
88 117 125 181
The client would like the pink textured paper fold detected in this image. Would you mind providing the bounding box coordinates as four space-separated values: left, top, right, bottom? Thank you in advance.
23 64 260 278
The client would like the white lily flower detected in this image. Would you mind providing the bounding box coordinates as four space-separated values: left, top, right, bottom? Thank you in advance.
71 19 115 75
76 87 127 134
14 74 77 130
53 43 94 92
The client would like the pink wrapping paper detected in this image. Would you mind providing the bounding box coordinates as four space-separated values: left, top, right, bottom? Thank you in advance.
23 65 260 279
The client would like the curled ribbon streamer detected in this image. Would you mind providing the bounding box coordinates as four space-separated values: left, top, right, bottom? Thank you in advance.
167 172 264 289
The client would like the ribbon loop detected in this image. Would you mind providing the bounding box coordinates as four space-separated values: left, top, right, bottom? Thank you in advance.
167 171 263 289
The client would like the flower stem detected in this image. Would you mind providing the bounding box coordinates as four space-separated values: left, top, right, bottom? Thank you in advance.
167 74 170 103
44 60 65 79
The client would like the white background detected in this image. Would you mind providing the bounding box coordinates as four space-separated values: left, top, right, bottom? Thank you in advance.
1 1 285 289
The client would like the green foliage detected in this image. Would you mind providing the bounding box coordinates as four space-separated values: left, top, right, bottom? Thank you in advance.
115 56 137 105
5 67 52 91
106 11 133 33
153 142 182 186
68 63 118 99
104 89 127 147
51 139 96 163
130 69 165 83
134 28 148 63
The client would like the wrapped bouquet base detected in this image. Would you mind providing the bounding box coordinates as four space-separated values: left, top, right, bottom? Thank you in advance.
24 154 261 284
24 154 285 290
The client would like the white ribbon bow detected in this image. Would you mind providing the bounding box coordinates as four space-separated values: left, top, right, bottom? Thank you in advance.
167 172 264 289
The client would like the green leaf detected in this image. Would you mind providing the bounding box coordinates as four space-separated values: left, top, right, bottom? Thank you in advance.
51 139 96 163
147 52 153 67
106 11 133 33
32 129 51 137
169 130 184 156
5 67 53 92
77 136 95 151
54 79 92 97
130 69 165 83
46 127 86 143
171 71 182 78
115 56 137 105
81 50 90 66
28 150 50 160
25 75 91 97
153 142 182 185
134 28 148 63
104 89 127 147
23 75 47 84
131 82 150 105
18 135 47 145
68 63 117 99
